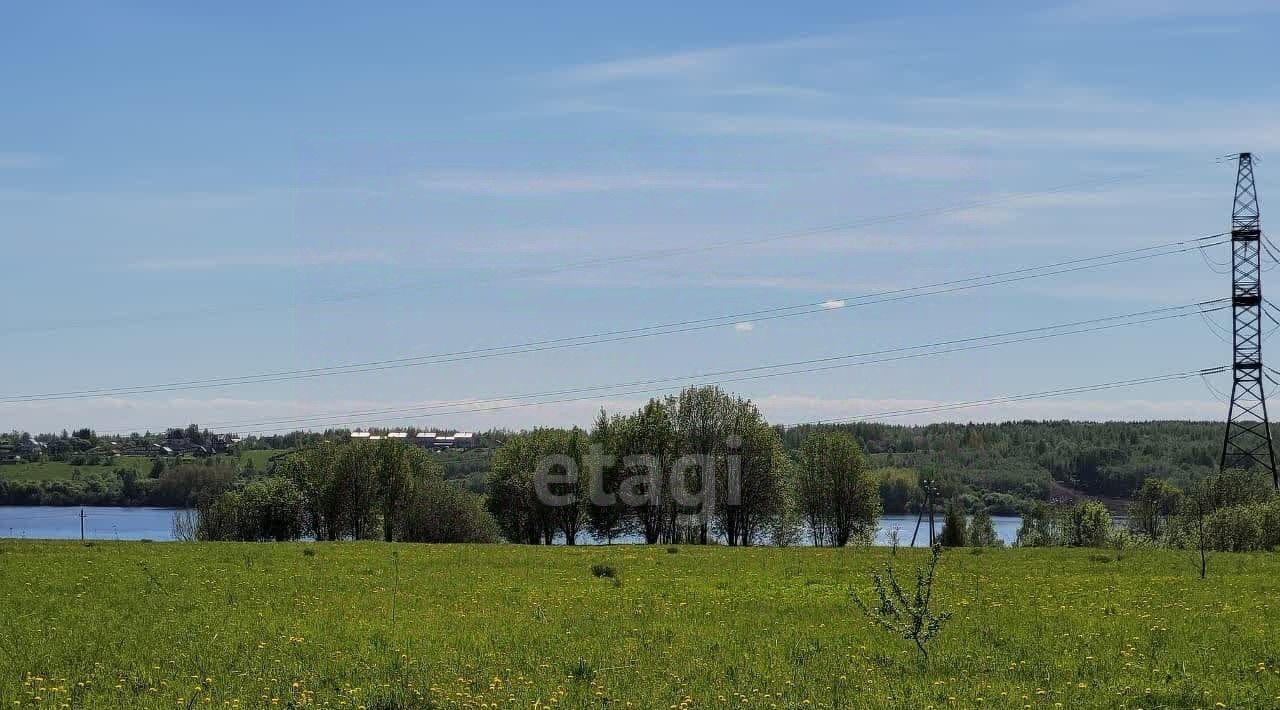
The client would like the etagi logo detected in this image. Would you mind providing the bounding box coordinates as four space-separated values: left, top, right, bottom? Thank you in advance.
531 437 745 513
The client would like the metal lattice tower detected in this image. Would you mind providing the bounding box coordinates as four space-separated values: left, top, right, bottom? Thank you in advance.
1220 152 1278 487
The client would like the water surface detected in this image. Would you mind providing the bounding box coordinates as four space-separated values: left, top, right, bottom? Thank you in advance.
0 507 1025 546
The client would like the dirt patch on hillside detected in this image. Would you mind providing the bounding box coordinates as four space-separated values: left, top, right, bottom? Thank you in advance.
1048 480 1131 515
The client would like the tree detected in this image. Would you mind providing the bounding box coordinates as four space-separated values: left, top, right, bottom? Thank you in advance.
1181 481 1213 579
1016 502 1060 547
614 399 675 544
938 500 967 547
966 508 1000 547
1129 478 1183 541
218 439 489 543
372 439 439 542
150 461 236 507
669 386 736 544
854 543 952 659
115 467 143 503
394 478 500 543
875 467 920 515
193 477 304 542
1065 500 1112 547
586 410 632 543
716 420 788 546
278 441 380 541
486 428 586 544
795 432 880 546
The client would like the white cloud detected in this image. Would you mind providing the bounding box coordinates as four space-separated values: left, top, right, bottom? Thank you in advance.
821 299 846 310
734 321 755 332
415 171 756 195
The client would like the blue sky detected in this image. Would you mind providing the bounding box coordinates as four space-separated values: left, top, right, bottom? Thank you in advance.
2 1 1279 434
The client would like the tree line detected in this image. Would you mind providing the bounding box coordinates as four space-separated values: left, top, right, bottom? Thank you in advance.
485 386 881 546
178 440 498 543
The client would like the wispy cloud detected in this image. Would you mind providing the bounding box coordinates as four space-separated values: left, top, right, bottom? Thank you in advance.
709 85 833 100
634 106 1280 152
129 249 396 272
733 321 755 332
0 152 48 169
863 154 982 179
0 185 382 209
908 88 1160 115
1044 0 1278 23
415 170 757 195
552 33 849 84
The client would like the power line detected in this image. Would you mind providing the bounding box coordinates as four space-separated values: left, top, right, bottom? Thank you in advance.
1199 372 1231 404
5 167 1208 337
1196 240 1231 273
0 234 1227 404
1198 307 1233 345
102 300 1223 434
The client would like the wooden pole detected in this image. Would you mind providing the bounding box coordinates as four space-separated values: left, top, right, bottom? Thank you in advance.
926 482 935 546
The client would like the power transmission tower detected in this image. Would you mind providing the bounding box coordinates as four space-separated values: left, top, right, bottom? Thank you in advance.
1220 152 1279 488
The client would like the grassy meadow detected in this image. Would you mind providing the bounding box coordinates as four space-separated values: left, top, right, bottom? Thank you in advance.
0 457 153 482
1 542 1278 709
0 451 284 483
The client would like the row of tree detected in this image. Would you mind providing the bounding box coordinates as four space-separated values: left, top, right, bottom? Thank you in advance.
0 459 235 506
485 386 882 546
183 440 498 543
1003 468 1280 553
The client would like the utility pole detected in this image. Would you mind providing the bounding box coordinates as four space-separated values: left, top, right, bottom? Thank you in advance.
79 507 86 542
925 479 936 546
1220 152 1279 488
909 478 935 547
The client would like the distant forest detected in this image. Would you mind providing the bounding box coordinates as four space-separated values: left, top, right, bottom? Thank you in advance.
404 420 1228 514
783 420 1224 512
0 420 1231 512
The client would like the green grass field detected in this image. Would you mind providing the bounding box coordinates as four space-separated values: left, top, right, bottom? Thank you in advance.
1 543 1277 709
0 451 286 482
0 456 151 482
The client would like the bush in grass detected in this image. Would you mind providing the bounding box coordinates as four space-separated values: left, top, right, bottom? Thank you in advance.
854 543 951 660
590 564 617 579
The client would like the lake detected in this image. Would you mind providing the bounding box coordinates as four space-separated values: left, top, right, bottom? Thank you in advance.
0 506 1026 546
1 506 183 541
